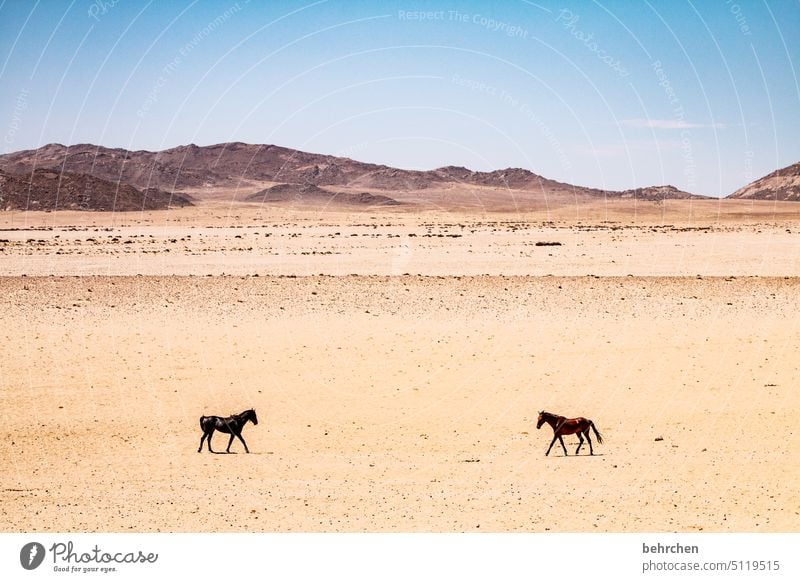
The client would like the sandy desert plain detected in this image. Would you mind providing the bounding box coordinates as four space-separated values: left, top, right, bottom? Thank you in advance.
1 197 799 532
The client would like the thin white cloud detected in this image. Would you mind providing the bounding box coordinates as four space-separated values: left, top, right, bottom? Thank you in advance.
622 118 726 130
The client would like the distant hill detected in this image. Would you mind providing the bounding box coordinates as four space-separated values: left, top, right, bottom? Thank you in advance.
0 142 710 208
727 162 800 201
246 183 400 206
614 185 705 200
0 168 192 211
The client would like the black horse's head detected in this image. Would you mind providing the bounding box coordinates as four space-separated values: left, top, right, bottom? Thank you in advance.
246 408 258 425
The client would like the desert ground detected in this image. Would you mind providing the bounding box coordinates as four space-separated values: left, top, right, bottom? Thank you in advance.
1 198 799 532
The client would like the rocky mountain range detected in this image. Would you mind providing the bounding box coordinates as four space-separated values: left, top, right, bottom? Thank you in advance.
0 142 625 195
1 141 796 210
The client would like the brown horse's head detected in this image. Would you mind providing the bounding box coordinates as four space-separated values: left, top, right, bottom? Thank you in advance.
536 411 546 429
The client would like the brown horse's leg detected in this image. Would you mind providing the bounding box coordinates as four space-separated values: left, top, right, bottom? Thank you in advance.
585 431 594 455
226 433 235 453
558 435 568 456
546 434 559 456
575 432 584 455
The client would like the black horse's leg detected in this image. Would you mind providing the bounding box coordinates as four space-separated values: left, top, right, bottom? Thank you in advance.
198 432 206 453
558 435 568 456
575 432 584 455
585 431 594 455
235 431 250 454
226 433 235 453
207 429 215 453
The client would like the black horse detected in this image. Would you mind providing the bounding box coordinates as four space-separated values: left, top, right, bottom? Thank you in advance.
198 409 258 453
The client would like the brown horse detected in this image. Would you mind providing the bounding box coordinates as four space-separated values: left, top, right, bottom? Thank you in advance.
536 410 603 456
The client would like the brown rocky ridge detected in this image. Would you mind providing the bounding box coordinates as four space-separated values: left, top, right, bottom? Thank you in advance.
727 162 800 201
0 167 192 211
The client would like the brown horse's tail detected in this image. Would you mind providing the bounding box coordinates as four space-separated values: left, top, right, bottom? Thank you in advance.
590 421 604 444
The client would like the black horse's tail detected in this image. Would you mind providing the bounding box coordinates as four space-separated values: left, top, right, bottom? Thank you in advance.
590 421 604 444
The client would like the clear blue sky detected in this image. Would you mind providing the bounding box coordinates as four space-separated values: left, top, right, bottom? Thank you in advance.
1 0 798 196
